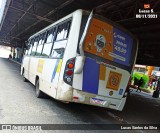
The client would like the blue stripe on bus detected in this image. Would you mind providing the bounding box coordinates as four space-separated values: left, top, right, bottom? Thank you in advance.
51 59 60 82
82 57 100 94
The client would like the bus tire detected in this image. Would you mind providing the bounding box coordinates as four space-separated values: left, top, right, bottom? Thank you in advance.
22 69 27 82
35 79 45 98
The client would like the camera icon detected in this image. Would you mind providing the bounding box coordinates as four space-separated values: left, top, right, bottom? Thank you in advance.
2 125 11 130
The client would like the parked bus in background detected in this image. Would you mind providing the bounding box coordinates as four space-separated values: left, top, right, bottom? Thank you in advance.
21 9 138 111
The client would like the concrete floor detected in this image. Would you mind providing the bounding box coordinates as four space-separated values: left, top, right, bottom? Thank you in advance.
110 89 160 124
0 57 159 133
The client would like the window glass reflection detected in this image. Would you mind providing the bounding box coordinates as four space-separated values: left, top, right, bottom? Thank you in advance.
51 40 67 58
56 21 71 41
28 39 34 55
42 43 53 57
36 33 45 56
46 29 55 43
31 37 38 56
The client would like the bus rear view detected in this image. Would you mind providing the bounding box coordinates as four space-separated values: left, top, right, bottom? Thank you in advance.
63 11 138 111
22 9 138 111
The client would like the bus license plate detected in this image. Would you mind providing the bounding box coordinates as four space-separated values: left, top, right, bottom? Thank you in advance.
90 98 106 105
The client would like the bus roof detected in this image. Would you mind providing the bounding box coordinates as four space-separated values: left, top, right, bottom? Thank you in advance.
28 9 84 40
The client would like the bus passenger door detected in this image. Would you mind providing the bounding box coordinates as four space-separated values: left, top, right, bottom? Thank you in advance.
22 56 30 79
23 41 33 80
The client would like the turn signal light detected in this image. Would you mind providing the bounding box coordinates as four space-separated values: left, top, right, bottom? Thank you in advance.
68 63 74 69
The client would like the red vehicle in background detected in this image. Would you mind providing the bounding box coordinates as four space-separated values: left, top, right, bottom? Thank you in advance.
148 76 157 90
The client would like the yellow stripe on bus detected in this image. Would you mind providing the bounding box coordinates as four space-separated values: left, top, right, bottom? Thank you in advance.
99 65 106 80
56 59 62 73
37 60 45 73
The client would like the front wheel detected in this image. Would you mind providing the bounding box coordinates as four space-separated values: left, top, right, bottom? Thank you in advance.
22 70 27 82
35 79 45 98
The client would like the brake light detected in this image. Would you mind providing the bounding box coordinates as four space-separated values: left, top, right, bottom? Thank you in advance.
73 96 79 100
63 57 75 86
67 70 73 76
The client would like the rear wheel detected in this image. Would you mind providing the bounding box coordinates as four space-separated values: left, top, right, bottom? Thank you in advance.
35 79 45 98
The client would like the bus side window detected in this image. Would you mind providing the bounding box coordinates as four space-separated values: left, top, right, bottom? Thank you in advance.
24 41 29 55
46 29 54 43
51 40 67 58
51 20 71 58
42 28 55 57
36 33 45 56
25 49 28 55
31 37 39 56
56 21 71 41
28 39 34 55
28 45 32 55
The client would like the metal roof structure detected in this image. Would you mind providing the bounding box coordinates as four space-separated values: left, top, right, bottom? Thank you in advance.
0 0 160 66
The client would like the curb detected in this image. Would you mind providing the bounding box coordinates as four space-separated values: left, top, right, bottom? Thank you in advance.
10 59 21 65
